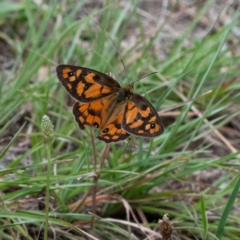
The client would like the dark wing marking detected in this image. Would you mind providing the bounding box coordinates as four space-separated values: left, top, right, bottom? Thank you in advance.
122 94 164 137
97 105 130 143
72 97 112 130
56 65 120 102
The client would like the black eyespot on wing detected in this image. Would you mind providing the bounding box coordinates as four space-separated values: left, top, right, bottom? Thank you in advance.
72 101 103 130
97 108 130 143
150 123 155 128
103 128 109 133
93 122 99 128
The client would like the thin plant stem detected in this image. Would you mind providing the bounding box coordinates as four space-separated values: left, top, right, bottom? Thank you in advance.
90 144 110 229
44 143 51 240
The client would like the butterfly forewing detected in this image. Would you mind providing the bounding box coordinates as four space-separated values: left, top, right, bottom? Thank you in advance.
122 94 164 137
56 65 120 102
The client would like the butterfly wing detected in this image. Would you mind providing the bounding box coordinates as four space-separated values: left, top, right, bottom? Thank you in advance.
73 97 111 130
56 65 120 102
97 104 130 143
57 65 163 143
122 94 164 137
73 97 129 143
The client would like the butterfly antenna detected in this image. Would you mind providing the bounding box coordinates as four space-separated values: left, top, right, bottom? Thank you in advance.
83 7 131 79
132 71 158 84
121 58 129 79
84 7 123 58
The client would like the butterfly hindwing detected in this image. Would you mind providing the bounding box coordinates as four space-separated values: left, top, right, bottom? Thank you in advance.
73 97 129 143
97 105 130 143
122 94 164 137
98 122 130 143
73 97 112 130
56 65 120 102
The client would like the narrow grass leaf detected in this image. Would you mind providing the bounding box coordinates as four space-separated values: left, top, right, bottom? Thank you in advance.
200 194 208 238
0 122 26 159
216 177 240 239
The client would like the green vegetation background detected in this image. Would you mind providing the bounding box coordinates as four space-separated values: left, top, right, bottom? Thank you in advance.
0 1 240 239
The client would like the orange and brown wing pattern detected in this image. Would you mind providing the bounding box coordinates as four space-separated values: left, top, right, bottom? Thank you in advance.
56 65 120 102
122 94 164 137
72 97 112 130
97 105 130 143
73 97 129 143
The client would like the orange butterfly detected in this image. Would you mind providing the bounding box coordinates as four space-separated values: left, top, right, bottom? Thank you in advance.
56 65 164 143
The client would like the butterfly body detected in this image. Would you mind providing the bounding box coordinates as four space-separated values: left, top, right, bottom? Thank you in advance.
57 65 164 143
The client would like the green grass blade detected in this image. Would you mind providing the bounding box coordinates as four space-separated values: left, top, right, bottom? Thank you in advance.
201 194 208 239
0 122 26 159
216 177 240 239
